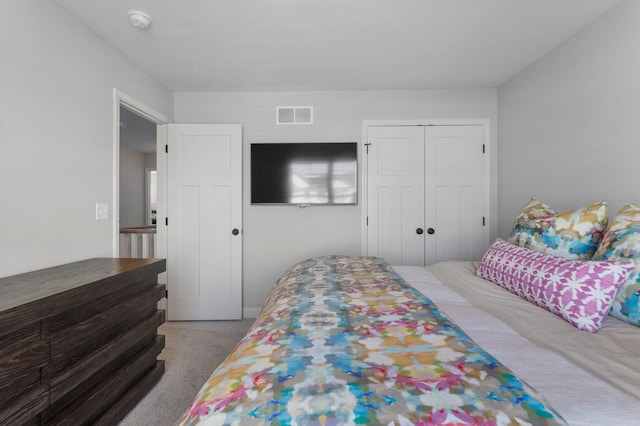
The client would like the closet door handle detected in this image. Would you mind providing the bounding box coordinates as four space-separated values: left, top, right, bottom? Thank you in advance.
416 228 424 235
232 228 240 236
427 228 435 235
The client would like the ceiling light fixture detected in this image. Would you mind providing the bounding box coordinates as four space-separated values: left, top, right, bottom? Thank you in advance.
128 10 151 29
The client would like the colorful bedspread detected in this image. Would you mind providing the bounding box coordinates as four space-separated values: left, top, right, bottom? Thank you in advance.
177 256 566 425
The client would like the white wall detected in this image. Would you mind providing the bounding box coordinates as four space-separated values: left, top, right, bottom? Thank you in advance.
0 0 172 277
175 89 497 314
119 147 146 228
119 150 156 228
498 0 640 238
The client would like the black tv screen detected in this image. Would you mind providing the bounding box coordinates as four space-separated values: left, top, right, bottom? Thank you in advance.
251 142 357 205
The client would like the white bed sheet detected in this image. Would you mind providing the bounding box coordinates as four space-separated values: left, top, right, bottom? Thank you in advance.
394 265 640 426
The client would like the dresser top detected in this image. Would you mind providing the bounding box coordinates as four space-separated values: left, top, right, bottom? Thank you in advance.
0 258 166 315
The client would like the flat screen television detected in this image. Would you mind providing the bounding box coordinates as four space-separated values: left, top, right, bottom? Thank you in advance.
251 142 357 205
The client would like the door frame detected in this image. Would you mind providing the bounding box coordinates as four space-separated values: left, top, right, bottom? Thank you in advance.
361 119 493 256
112 89 170 257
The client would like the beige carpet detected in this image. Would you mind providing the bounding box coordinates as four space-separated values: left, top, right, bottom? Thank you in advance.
119 319 255 426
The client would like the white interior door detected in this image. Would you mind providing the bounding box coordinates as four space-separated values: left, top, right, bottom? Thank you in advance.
424 125 487 264
366 126 425 265
167 124 242 320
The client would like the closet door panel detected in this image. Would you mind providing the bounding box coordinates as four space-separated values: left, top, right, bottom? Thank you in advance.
366 126 425 265
425 125 486 264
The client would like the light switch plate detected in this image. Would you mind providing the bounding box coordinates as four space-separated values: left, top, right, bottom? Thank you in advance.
96 203 109 220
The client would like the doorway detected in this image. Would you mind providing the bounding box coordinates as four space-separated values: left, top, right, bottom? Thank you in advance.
113 89 170 258
119 106 156 227
113 90 170 310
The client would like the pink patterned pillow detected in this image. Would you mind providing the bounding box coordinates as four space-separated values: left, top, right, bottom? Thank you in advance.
476 239 634 332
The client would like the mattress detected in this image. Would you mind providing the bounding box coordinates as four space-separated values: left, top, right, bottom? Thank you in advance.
400 261 640 425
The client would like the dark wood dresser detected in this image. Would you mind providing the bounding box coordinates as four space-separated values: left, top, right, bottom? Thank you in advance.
0 258 166 425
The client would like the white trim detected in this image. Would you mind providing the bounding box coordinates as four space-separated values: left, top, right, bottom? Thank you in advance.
361 119 492 257
112 89 170 257
145 167 157 226
482 121 491 252
156 125 168 279
360 120 370 254
243 307 261 319
363 118 490 127
116 90 170 125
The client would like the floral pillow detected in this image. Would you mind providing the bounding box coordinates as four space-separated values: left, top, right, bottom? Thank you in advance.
476 239 634 332
593 203 640 326
510 197 556 225
508 198 608 260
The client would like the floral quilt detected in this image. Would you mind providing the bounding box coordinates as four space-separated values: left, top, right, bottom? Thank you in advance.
177 256 566 425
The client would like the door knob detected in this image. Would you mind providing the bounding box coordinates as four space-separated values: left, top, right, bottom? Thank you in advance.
416 228 424 235
232 228 240 235
427 228 435 235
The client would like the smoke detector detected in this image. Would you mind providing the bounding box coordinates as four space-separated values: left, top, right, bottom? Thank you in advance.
128 10 151 29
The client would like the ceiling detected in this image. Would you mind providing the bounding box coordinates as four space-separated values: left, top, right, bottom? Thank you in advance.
54 0 623 92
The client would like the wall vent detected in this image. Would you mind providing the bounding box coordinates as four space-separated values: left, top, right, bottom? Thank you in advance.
276 106 313 125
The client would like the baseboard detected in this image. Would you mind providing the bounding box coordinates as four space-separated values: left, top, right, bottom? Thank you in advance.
242 307 261 319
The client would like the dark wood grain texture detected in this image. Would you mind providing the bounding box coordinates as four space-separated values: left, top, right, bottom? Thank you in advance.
0 258 166 425
94 360 165 426
0 322 48 402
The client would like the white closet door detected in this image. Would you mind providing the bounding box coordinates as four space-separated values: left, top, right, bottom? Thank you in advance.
366 126 425 265
167 124 242 320
424 125 486 264
366 124 489 266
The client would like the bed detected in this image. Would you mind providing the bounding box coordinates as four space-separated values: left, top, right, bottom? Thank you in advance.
175 255 640 425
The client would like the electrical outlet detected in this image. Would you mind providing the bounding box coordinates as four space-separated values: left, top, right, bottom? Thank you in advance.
96 203 109 220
